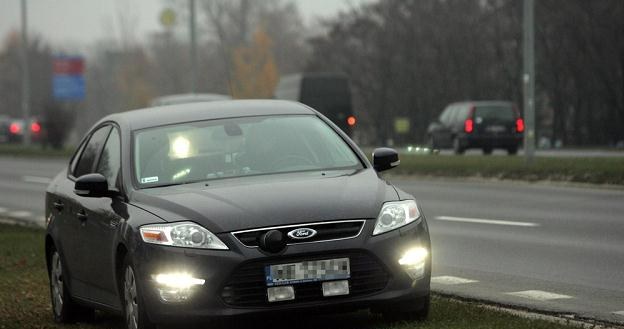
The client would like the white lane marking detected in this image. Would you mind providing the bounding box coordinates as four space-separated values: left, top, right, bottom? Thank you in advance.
22 175 52 184
613 311 624 316
8 210 32 218
431 276 479 285
436 216 540 227
506 290 573 301
0 207 6 213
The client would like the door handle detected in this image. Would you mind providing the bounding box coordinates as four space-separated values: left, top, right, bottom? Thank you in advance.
53 201 64 211
76 210 88 221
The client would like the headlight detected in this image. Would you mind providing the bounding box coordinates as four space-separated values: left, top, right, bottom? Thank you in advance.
373 200 421 235
140 221 228 250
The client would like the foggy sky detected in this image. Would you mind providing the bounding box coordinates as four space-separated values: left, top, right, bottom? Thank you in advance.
0 0 368 50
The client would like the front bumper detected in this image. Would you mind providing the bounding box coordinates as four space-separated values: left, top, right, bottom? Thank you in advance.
134 217 431 324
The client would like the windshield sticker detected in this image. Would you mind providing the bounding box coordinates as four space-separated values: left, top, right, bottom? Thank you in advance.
140 176 159 184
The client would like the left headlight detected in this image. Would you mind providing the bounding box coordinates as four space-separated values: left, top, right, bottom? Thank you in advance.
373 200 421 235
140 221 228 250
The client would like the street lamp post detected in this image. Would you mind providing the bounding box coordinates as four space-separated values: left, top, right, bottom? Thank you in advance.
189 0 198 93
523 0 535 163
21 0 31 146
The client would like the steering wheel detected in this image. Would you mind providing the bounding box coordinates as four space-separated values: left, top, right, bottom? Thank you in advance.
270 155 315 170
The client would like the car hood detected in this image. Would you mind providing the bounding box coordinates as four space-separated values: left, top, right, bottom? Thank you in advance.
130 169 399 233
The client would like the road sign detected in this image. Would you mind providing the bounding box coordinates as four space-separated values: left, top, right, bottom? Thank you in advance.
160 8 177 27
394 117 410 134
53 56 85 101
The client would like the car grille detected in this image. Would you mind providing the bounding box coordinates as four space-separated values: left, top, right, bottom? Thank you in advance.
232 220 366 247
221 251 389 307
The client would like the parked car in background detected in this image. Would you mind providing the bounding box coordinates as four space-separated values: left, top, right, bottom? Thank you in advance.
5 117 43 144
45 100 431 329
151 93 231 106
274 72 356 137
426 101 524 155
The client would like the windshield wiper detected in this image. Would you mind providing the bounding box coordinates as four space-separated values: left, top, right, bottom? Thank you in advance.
142 180 205 189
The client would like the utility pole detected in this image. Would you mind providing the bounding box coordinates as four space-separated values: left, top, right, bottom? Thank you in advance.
21 0 31 146
189 0 198 93
523 0 535 163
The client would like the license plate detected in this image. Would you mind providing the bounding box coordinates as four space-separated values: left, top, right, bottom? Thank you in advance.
265 258 350 286
486 125 506 133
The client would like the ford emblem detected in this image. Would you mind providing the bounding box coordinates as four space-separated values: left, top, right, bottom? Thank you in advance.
287 228 317 240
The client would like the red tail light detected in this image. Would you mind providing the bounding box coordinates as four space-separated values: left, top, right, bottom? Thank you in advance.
31 122 41 133
464 119 474 133
9 123 20 134
346 115 356 127
516 118 525 133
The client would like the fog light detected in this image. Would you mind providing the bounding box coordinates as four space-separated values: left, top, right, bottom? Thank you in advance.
153 273 205 288
152 273 205 303
399 247 428 280
322 280 349 297
267 285 295 302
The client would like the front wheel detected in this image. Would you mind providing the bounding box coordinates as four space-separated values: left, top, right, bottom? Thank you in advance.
49 249 93 323
122 258 155 329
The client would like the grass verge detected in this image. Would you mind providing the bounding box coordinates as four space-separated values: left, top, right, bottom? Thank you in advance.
0 144 73 158
0 223 583 329
388 154 624 186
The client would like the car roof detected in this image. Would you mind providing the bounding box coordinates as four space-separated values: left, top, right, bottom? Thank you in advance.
99 100 316 131
150 93 232 106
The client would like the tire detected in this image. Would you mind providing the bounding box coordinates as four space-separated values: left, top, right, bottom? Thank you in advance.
382 294 430 322
49 248 94 323
507 146 518 155
482 147 493 155
452 137 465 155
122 256 155 329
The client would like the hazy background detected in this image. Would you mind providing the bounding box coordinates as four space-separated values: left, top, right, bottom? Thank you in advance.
1 0 623 148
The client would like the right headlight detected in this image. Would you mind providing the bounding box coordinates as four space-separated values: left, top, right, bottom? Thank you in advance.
140 221 228 250
373 200 421 235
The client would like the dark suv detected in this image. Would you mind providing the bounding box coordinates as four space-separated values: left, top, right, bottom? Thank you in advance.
427 101 524 155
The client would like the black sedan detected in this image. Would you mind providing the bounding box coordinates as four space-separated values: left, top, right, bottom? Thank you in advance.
45 100 431 329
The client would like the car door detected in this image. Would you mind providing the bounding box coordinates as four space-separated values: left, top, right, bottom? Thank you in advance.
57 125 111 299
46 139 86 284
74 126 126 307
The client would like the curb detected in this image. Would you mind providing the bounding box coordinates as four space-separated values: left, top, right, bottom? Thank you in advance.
433 291 624 329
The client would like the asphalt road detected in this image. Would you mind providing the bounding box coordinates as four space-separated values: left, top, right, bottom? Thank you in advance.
0 155 623 325
392 176 624 324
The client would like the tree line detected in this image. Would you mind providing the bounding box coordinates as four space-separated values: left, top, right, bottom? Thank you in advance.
306 0 624 146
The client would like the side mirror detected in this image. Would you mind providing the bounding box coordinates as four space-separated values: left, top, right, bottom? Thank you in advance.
372 148 400 172
74 173 109 197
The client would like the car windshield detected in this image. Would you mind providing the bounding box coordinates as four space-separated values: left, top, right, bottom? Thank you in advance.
133 115 362 188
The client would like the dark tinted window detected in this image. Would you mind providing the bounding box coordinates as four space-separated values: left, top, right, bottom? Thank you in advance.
68 139 88 175
474 105 515 121
96 127 121 189
74 126 112 178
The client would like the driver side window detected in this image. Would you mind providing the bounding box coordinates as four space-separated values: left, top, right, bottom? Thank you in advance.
73 126 112 178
